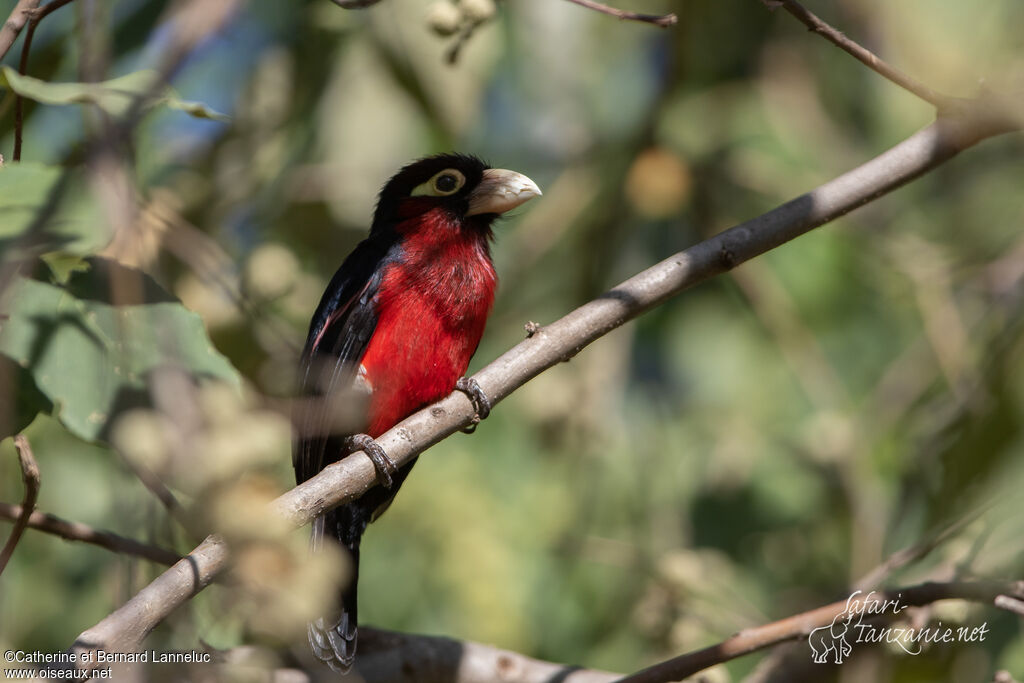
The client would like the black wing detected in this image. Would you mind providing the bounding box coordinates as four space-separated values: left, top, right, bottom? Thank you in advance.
293 234 397 486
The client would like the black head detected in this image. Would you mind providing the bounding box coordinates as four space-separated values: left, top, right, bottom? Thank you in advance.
370 153 540 233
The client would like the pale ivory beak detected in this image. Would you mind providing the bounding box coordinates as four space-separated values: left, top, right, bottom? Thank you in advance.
466 168 542 216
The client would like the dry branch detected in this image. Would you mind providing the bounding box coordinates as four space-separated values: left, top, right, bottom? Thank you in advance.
767 0 949 107
0 502 181 566
994 594 1024 619
12 0 78 161
564 0 677 28
69 102 1023 666
615 580 1024 683
0 0 42 62
0 434 40 574
852 505 989 591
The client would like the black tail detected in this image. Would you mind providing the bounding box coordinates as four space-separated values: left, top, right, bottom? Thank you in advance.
307 506 366 673
305 458 417 672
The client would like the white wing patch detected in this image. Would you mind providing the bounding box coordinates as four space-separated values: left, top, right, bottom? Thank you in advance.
355 363 373 395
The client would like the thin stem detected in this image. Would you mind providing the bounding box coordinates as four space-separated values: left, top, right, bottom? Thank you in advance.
615 581 1024 683
564 0 677 28
0 501 181 566
770 0 949 108
12 0 78 161
0 435 41 574
0 0 42 63
995 595 1024 619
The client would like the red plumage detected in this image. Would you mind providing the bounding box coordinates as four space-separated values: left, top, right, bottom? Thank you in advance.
362 207 496 436
294 154 539 672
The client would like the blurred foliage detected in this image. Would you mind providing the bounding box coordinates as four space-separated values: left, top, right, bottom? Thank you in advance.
1 0 1023 681
0 66 229 121
0 258 238 441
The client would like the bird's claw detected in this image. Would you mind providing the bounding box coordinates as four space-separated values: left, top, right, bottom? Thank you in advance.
347 434 398 489
456 377 491 434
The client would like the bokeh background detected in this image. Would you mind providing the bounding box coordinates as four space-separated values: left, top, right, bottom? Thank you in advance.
2 0 1024 681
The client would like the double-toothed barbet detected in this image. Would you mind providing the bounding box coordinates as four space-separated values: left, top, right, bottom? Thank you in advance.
293 154 540 672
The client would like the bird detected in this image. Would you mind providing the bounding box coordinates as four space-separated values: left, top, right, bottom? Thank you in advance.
293 153 540 672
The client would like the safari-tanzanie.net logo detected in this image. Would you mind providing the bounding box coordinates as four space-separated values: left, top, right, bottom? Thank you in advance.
808 590 989 665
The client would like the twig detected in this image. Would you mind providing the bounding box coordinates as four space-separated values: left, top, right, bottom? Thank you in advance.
117 456 187 522
12 0 78 161
12 0 240 161
615 580 1024 683
766 0 949 108
0 434 41 574
67 107 1024 665
119 0 242 128
995 595 1024 619
0 501 181 566
727 258 849 410
564 0 676 28
0 0 42 63
852 503 990 590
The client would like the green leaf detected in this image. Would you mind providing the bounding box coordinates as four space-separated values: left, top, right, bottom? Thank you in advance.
0 258 240 442
162 97 232 121
0 162 109 257
0 355 52 441
0 67 229 121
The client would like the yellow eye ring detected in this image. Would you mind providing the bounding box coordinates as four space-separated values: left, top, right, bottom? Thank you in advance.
412 168 466 197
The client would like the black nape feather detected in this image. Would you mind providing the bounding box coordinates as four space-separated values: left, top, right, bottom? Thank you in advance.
372 153 490 228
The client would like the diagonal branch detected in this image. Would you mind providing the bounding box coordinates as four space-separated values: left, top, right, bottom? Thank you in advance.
68 102 1023 664
0 0 42 63
615 580 1024 683
852 503 990 591
0 501 181 566
994 595 1024 619
0 434 40 574
766 0 951 108
564 0 677 28
12 0 78 161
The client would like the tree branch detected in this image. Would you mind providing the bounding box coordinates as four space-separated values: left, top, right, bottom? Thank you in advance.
207 630 619 683
0 501 181 566
0 0 41 63
852 503 990 591
765 0 949 108
12 0 78 161
564 0 677 28
68 102 1023 665
994 594 1024 619
352 628 619 683
0 434 40 574
615 580 1024 683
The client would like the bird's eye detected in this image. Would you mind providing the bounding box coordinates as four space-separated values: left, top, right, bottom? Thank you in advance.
434 173 459 193
411 168 466 197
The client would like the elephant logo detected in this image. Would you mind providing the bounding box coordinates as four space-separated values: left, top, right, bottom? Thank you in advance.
808 610 855 664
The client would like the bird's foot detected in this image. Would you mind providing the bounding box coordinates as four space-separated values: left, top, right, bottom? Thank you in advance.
456 377 491 434
346 433 398 489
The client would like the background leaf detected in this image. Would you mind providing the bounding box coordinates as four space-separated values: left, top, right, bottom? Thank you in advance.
0 163 108 257
0 67 229 121
0 258 239 442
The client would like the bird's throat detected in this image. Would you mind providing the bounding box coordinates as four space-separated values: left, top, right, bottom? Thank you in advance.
360 209 497 436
